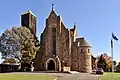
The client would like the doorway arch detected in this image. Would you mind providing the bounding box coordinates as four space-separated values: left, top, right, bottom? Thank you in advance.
46 58 56 70
48 60 55 70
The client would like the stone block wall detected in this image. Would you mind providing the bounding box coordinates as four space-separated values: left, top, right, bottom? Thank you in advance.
71 42 78 71
78 47 92 73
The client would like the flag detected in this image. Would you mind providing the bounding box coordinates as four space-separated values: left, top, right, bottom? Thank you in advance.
111 39 113 48
112 32 118 41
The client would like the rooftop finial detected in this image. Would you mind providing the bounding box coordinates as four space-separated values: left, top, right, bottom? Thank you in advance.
74 22 76 29
52 4 54 10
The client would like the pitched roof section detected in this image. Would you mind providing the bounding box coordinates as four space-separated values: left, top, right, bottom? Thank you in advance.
21 10 36 17
70 23 78 38
76 37 91 47
70 23 76 33
46 4 57 18
48 9 57 19
70 23 77 33
70 28 74 32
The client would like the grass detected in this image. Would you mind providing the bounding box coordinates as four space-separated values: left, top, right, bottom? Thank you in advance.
0 73 56 80
99 72 120 80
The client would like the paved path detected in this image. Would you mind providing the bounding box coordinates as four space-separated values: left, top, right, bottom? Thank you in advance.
51 73 101 80
8 72 101 80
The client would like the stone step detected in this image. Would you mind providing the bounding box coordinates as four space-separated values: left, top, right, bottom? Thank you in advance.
33 71 80 74
68 71 80 74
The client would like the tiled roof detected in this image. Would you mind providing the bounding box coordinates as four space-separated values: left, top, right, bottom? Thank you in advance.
76 37 91 47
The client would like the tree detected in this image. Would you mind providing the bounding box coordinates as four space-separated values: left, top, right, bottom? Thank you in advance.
97 54 110 72
0 26 38 71
116 62 120 72
102 53 112 69
0 29 21 61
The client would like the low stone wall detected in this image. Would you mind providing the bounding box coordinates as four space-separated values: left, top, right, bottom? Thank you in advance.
63 67 70 72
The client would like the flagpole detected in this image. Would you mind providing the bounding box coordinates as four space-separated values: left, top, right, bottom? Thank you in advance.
111 31 118 73
111 38 114 72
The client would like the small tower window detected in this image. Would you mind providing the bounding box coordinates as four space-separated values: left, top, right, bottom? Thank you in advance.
81 49 83 52
88 49 90 53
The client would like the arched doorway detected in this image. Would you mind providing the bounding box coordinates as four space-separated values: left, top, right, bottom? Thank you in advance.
48 60 55 70
46 58 56 70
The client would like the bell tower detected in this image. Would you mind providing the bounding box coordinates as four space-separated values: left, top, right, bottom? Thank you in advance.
21 10 36 36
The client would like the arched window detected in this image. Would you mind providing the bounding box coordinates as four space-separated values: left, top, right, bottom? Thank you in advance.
52 27 56 56
88 49 90 53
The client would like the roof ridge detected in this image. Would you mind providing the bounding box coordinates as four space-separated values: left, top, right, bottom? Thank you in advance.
21 10 36 17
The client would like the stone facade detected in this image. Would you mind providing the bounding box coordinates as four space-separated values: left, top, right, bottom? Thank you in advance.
33 7 92 73
21 10 36 36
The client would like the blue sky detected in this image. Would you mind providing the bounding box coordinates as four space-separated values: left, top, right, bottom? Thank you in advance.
0 0 120 63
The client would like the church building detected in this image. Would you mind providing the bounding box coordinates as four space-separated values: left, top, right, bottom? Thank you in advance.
21 5 92 73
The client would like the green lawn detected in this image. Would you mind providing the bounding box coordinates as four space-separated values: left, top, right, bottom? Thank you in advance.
99 72 120 80
0 73 56 80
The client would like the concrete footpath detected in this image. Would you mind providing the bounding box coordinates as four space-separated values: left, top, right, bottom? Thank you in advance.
9 72 101 80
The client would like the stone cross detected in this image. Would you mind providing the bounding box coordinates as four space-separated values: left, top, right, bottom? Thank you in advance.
52 4 54 10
